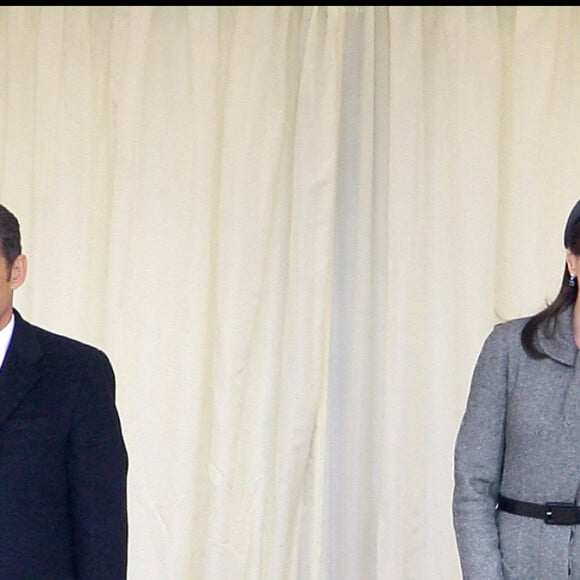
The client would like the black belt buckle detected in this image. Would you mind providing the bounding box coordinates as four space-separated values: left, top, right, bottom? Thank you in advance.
545 502 578 525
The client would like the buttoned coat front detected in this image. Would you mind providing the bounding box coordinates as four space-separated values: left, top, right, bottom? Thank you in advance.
454 306 580 579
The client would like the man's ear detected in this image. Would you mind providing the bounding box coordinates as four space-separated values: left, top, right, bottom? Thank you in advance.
9 254 27 290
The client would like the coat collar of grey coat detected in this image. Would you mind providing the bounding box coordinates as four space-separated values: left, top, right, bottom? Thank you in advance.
537 304 577 366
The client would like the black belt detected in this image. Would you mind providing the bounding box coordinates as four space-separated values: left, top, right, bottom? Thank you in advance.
498 494 580 525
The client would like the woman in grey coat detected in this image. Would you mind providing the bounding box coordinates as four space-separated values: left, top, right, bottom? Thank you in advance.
454 200 580 579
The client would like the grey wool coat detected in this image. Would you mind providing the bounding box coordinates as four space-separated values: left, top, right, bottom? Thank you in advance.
453 305 580 579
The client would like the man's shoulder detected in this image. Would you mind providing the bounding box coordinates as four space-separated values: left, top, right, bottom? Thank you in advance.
33 324 102 356
16 311 110 367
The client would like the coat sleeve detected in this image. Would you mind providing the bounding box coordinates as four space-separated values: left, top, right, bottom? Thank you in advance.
453 324 509 580
67 349 129 580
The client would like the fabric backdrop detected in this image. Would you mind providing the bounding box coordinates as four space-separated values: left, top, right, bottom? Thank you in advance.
2 5 580 579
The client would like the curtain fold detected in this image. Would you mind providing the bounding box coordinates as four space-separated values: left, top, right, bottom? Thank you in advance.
2 6 580 579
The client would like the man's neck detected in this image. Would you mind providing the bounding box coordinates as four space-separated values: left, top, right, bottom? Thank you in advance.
0 307 14 332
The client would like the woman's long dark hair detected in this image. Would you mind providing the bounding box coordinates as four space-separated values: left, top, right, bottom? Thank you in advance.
521 220 580 358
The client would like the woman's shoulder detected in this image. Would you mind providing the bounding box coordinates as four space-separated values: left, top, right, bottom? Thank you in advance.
482 314 530 350
492 314 531 334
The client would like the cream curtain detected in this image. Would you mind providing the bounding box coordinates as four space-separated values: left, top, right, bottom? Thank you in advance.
2 5 580 579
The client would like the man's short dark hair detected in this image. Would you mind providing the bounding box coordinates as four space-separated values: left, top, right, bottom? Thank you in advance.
0 205 22 267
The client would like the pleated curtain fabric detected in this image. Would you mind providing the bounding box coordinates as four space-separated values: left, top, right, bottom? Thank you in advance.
2 5 580 579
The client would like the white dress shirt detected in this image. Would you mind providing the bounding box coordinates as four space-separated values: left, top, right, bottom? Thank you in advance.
0 312 15 371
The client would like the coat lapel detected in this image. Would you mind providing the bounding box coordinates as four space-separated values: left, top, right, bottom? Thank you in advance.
0 309 43 426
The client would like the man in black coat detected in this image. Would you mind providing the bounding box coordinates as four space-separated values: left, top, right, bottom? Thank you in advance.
0 204 128 578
